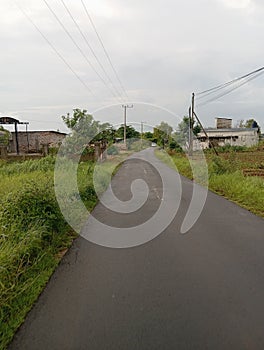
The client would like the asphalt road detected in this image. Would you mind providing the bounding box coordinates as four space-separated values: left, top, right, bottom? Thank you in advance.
9 148 264 350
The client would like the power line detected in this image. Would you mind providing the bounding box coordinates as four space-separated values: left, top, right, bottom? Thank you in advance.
14 1 95 96
80 0 130 102
59 0 124 102
42 0 122 102
196 66 264 96
197 69 264 107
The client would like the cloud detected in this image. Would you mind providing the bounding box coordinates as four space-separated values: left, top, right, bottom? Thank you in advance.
0 0 263 131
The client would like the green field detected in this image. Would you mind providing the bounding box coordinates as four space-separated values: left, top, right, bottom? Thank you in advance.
156 148 264 218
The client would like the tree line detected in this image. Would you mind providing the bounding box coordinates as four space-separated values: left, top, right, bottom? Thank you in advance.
61 109 261 153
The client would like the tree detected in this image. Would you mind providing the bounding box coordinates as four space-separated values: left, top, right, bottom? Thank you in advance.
238 118 261 134
61 109 113 154
153 121 173 147
95 127 116 143
115 125 140 140
237 119 244 128
143 131 154 140
244 118 260 130
175 116 201 145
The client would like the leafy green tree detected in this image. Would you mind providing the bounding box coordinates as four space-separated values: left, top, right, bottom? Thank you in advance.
168 139 183 152
175 116 201 145
153 121 173 147
238 118 261 134
143 131 154 140
115 125 140 139
61 109 113 154
244 119 260 132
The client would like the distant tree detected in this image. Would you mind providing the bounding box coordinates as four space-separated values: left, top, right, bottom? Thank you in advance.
168 139 183 152
237 119 244 128
115 125 140 139
175 116 201 145
143 131 154 140
238 118 261 134
96 126 116 143
153 121 173 147
62 109 110 136
61 109 113 153
244 118 260 129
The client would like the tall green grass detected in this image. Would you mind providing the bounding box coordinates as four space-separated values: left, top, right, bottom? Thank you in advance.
0 154 126 349
209 172 264 216
0 157 101 350
156 149 264 217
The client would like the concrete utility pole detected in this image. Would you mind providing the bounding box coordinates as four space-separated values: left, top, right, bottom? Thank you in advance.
141 121 146 149
122 104 133 149
189 93 195 156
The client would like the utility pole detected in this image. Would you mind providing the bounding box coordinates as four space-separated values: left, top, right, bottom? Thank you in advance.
122 104 133 149
141 121 146 149
189 93 195 156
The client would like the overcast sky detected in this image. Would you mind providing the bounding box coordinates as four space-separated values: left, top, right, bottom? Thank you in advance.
1 0 264 133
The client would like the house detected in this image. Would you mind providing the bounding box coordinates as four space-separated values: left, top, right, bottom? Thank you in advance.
198 128 259 149
9 130 67 154
197 117 259 149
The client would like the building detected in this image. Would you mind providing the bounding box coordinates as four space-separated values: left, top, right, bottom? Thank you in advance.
198 128 259 149
215 117 232 129
9 130 67 154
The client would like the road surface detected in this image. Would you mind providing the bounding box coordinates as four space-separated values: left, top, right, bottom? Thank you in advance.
9 149 264 349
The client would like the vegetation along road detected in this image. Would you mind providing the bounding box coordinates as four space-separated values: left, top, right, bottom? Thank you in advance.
9 148 264 349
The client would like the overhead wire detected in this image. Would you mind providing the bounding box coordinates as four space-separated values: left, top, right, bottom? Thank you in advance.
59 0 125 103
42 0 123 102
80 0 130 102
14 1 95 97
196 67 264 107
196 66 264 97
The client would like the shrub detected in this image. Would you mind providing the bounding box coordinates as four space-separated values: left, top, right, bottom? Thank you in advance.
107 145 119 155
168 140 183 152
0 178 67 236
210 156 234 175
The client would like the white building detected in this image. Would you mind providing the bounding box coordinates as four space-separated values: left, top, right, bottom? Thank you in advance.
198 128 259 149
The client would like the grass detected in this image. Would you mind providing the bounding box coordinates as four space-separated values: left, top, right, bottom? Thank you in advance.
155 149 264 218
0 154 125 350
209 171 264 216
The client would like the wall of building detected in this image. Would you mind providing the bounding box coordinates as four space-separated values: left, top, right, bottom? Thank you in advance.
9 131 66 153
215 118 232 129
198 128 259 149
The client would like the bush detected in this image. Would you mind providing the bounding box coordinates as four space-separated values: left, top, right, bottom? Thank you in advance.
168 140 183 152
210 156 235 175
107 145 119 155
0 178 67 237
216 144 247 153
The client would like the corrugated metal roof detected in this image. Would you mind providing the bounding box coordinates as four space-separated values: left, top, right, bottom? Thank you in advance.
203 128 258 132
10 130 67 135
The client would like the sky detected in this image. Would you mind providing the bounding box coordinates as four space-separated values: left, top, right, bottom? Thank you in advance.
1 0 264 133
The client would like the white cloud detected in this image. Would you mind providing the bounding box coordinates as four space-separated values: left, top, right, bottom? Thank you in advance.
0 0 263 131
